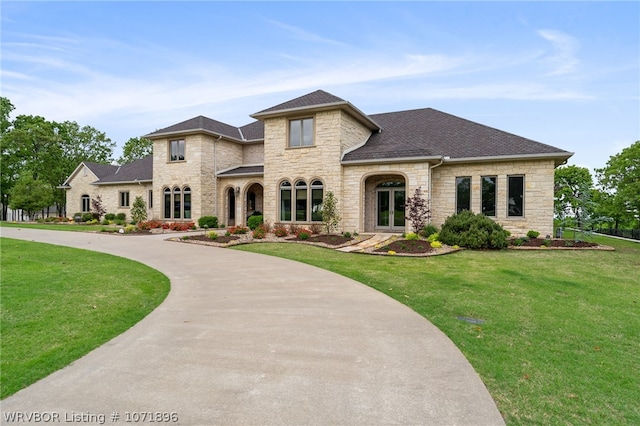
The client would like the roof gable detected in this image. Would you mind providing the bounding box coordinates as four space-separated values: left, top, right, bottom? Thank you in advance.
146 116 245 140
253 90 347 115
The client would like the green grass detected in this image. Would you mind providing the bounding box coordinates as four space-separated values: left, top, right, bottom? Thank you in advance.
0 238 170 399
0 222 114 233
233 235 640 425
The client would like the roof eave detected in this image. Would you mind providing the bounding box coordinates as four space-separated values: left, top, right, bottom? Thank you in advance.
342 152 574 166
217 172 264 178
342 155 443 165
93 179 153 186
145 129 250 143
251 101 381 131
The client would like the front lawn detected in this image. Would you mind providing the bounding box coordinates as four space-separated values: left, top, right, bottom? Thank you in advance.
0 238 170 399
0 221 113 233
233 235 640 425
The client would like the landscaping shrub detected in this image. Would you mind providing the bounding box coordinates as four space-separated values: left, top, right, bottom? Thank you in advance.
247 215 263 230
427 232 439 243
207 231 218 240
439 210 509 249
430 241 442 248
104 213 116 221
81 213 93 222
252 225 267 239
230 226 249 235
421 224 438 238
137 220 163 230
295 228 312 240
116 213 126 221
274 225 288 237
405 232 420 241
342 231 352 238
309 223 322 234
198 216 218 229
527 230 540 239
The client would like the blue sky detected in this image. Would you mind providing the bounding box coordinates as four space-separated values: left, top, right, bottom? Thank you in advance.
2 1 638 172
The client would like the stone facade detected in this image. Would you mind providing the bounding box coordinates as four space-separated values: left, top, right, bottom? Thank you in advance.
65 164 152 220
65 91 567 237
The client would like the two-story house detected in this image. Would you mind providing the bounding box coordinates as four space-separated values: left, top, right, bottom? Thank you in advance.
63 89 573 236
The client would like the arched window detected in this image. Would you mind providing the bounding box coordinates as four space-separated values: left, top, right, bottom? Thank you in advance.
295 180 307 221
311 180 323 222
164 188 171 219
81 194 90 212
173 187 181 219
183 186 191 219
280 181 292 221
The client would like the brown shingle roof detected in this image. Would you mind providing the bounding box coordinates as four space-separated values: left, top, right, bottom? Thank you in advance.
342 108 572 163
83 162 118 180
217 165 264 176
253 90 347 115
94 155 153 184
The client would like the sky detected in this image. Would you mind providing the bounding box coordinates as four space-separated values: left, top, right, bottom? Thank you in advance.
1 1 638 172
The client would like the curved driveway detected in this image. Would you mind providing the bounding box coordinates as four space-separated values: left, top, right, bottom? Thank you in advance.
1 228 504 425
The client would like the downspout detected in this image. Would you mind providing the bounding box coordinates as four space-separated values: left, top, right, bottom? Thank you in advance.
428 155 448 223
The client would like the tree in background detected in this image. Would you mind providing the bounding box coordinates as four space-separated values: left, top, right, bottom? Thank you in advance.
0 97 115 219
118 137 153 165
8 174 54 220
596 141 640 229
554 165 594 229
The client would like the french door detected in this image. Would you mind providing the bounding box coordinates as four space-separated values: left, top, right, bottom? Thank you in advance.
376 188 405 231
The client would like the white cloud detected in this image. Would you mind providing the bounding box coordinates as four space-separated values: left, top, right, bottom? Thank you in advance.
536 29 580 75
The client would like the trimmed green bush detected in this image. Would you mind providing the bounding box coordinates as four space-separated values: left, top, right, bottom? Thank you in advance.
527 230 540 239
115 213 126 221
247 215 263 230
421 224 439 238
439 210 509 249
81 213 93 222
198 216 218 229
104 213 116 221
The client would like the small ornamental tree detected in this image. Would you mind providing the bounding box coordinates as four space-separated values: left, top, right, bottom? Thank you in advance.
405 187 431 233
91 195 107 220
321 191 341 233
130 196 147 224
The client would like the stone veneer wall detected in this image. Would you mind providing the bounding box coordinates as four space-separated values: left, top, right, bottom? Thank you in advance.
65 165 152 219
342 162 430 233
262 110 370 227
430 159 556 237
242 142 264 165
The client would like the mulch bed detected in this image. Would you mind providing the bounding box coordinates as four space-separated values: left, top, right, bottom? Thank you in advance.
509 238 600 248
302 235 353 245
184 234 241 244
374 239 435 254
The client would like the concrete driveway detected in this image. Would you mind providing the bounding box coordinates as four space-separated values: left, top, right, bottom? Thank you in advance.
1 228 504 425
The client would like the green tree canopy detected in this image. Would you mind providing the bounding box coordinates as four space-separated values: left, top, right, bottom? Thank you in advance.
554 165 594 228
118 137 153 165
0 98 116 219
596 141 640 228
8 174 54 219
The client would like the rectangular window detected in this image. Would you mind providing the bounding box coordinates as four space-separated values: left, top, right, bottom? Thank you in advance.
296 187 307 221
173 189 181 219
456 177 471 213
169 139 185 161
82 195 90 212
481 176 497 217
508 175 524 217
119 191 130 208
164 190 171 219
280 187 292 221
148 190 153 209
289 118 314 147
311 188 323 222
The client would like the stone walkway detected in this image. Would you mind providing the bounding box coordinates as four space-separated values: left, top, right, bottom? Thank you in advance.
336 233 396 252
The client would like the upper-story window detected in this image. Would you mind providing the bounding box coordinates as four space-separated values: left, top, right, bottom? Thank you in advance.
289 118 314 147
169 139 185 162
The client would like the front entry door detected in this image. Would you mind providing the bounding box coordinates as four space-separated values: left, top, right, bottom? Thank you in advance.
376 188 405 231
